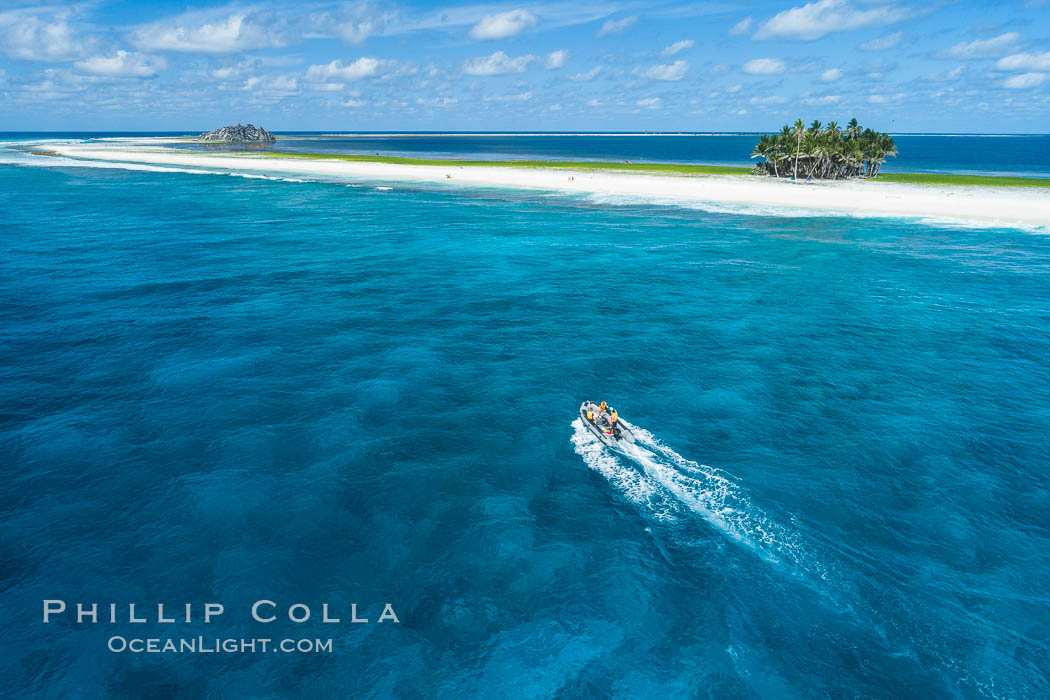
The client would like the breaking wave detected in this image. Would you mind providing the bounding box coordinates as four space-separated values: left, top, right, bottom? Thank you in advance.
0 147 308 184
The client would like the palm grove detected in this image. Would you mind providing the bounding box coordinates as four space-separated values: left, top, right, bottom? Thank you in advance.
751 118 898 180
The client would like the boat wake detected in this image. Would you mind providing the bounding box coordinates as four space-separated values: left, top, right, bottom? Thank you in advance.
572 417 1021 697
571 418 831 583
570 420 682 523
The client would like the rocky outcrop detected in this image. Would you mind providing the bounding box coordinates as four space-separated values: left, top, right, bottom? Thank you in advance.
197 123 276 143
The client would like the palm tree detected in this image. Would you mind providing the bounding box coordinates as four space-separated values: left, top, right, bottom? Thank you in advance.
845 139 863 177
751 135 772 175
846 118 860 141
803 134 822 179
866 141 883 178
749 117 897 181
870 133 898 177
791 118 806 180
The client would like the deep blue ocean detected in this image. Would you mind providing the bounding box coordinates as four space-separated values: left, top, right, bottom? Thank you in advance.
1 136 1049 698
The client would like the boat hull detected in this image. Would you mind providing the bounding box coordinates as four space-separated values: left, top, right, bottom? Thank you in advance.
580 401 635 446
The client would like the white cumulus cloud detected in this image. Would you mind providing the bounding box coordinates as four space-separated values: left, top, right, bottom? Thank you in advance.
484 91 533 102
997 52 1050 71
418 96 458 107
242 74 298 93
16 70 87 100
468 9 538 40
1003 72 1047 89
546 50 568 69
597 16 636 37
755 0 908 41
337 20 377 44
0 8 85 61
322 4 390 44
306 57 393 82
636 97 661 108
130 11 287 53
299 5 388 45
802 94 841 105
569 66 602 81
210 59 266 81
939 32 1019 59
729 17 752 35
464 51 535 76
742 58 787 75
820 68 843 82
661 40 694 56
271 75 298 91
75 50 166 78
645 60 688 81
868 92 905 104
860 32 902 50
923 65 965 81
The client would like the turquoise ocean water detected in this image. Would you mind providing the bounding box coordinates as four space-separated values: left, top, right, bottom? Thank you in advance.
1 136 1049 698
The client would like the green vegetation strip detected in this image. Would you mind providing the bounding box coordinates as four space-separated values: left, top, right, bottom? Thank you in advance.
262 151 750 175
872 172 1050 188
259 151 1050 187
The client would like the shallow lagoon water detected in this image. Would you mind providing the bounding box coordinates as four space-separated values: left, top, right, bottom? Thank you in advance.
1 157 1049 698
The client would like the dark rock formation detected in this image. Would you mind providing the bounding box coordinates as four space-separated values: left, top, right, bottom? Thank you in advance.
197 123 276 143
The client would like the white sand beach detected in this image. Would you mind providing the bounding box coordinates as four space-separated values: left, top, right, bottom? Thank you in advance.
47 141 1050 228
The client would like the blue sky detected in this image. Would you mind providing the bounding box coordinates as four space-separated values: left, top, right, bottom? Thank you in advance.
0 0 1047 132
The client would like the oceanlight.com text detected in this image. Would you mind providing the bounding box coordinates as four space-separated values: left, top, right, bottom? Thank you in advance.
107 636 334 654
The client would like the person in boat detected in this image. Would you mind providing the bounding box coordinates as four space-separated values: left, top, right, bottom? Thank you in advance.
597 403 611 429
586 406 595 422
608 408 620 437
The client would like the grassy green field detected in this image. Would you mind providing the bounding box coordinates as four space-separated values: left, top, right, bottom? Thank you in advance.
263 151 751 175
258 151 1050 187
871 172 1050 188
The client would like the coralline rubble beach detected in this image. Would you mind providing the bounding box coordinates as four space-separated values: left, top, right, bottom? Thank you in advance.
197 123 276 144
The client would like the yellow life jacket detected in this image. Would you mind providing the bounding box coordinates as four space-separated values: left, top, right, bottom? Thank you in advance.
610 412 618 423
587 410 594 420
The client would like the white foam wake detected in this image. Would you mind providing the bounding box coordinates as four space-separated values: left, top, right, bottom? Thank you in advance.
574 417 832 583
570 420 680 522
624 422 815 569
573 419 1014 696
